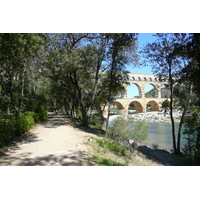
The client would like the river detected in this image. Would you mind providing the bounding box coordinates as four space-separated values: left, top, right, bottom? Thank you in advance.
109 115 187 152
142 122 186 151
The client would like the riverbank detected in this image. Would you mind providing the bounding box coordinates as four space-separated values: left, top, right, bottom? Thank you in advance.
85 136 190 166
109 113 187 152
109 110 182 122
0 114 190 166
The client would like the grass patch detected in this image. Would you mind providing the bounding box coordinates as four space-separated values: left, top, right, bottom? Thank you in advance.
91 155 126 166
85 136 130 166
95 138 128 156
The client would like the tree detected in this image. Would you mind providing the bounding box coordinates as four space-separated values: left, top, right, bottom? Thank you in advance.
104 33 138 134
173 82 194 153
0 33 47 115
142 33 189 154
180 33 200 164
40 33 138 127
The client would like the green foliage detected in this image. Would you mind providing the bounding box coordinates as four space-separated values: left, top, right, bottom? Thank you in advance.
0 110 47 148
89 114 105 129
182 107 200 162
41 33 138 126
95 138 128 156
0 119 15 147
142 33 190 154
91 155 126 166
37 107 48 122
145 89 155 98
107 116 148 144
24 111 39 123
10 113 35 137
182 132 197 161
0 33 47 115
0 113 35 147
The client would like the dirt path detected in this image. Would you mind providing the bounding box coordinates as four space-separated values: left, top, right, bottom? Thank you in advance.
0 114 191 166
0 114 98 166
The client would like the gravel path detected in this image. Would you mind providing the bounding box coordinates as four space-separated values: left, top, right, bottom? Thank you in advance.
0 114 97 166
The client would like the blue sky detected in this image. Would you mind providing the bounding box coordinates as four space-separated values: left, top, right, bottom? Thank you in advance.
126 33 157 97
126 33 156 74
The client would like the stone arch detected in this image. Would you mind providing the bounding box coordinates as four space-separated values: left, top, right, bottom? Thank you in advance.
144 83 159 98
143 77 147 81
138 77 141 81
149 77 152 81
114 101 124 110
146 100 160 111
129 101 144 113
127 83 142 98
132 77 135 81
154 78 158 82
113 101 125 115
162 100 170 108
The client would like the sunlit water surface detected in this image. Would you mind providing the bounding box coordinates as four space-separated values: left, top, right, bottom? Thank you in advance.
109 116 186 152
142 122 186 151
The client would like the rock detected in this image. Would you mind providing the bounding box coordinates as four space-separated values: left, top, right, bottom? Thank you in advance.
130 141 139 152
129 139 134 144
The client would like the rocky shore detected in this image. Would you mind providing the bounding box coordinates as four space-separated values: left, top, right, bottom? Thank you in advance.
109 110 182 122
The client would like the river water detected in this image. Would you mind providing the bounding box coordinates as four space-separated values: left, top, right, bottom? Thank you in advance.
109 116 186 152
142 122 186 151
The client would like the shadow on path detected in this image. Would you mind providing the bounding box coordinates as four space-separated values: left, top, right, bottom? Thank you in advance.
42 114 70 128
0 132 41 157
70 122 104 137
0 150 95 166
46 113 104 136
138 145 191 166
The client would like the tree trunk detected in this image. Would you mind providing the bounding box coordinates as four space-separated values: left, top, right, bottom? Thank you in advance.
194 130 200 165
105 47 118 135
81 104 88 127
105 70 114 135
105 102 111 135
177 108 186 154
169 63 177 153
20 67 27 114
63 97 69 115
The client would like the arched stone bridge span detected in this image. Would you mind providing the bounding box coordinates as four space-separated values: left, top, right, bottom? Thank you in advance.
121 73 169 99
103 73 170 117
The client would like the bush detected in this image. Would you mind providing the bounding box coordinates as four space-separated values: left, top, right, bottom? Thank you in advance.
95 138 128 156
89 114 105 129
0 111 38 147
10 113 35 136
0 110 48 149
0 119 15 147
37 108 48 122
107 116 148 144
24 111 39 123
182 132 197 161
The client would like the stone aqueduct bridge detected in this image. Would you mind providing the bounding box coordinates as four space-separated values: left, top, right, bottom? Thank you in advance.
103 73 169 117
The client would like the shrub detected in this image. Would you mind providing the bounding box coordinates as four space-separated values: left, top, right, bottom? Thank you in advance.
89 114 105 129
0 110 48 149
10 113 35 136
107 116 148 144
24 111 39 123
95 138 128 156
37 108 48 122
182 132 197 161
0 119 15 147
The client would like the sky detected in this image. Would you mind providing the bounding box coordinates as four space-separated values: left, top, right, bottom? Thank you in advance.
126 33 157 97
126 33 156 74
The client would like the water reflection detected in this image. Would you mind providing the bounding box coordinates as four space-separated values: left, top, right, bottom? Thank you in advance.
142 122 186 151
